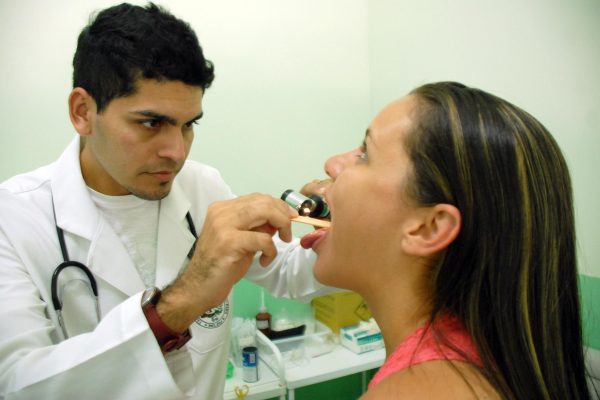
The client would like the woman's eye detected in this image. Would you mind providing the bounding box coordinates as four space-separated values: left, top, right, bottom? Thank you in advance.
356 149 368 162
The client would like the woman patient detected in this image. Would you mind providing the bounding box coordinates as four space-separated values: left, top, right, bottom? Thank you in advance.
302 82 591 399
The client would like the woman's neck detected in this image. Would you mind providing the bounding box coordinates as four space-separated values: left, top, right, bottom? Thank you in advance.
361 270 431 356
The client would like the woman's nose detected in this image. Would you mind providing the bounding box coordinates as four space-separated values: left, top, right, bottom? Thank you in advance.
324 149 361 179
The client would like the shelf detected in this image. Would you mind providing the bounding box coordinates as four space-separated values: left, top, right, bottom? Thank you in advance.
260 321 385 393
284 345 385 389
223 330 286 400
224 323 386 398
223 360 285 400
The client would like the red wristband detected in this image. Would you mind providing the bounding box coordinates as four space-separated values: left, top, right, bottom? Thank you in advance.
141 287 191 353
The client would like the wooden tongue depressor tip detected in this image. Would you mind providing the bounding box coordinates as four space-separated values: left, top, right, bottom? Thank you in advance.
291 216 331 228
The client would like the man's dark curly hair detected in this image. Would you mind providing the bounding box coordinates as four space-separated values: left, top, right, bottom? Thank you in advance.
72 2 215 113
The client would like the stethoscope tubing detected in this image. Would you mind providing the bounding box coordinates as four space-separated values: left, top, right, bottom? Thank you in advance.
51 259 99 312
50 198 198 338
52 226 102 338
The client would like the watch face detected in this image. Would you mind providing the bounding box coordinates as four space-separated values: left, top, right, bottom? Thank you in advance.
142 287 159 307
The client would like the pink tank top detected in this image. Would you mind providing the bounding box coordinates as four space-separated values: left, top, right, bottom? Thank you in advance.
369 314 482 389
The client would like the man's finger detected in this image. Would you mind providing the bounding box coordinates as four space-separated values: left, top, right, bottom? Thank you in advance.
300 179 331 197
237 231 278 267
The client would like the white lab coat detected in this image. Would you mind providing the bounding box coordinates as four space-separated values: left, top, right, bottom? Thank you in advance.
0 137 328 399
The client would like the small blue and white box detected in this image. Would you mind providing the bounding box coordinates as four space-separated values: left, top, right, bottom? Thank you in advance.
340 318 384 354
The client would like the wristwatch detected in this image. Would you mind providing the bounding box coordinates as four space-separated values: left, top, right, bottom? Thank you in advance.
141 287 191 353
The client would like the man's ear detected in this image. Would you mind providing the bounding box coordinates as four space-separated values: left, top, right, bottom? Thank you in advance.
68 87 95 136
401 204 461 257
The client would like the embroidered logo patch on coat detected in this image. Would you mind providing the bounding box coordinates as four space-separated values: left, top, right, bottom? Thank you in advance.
195 299 230 329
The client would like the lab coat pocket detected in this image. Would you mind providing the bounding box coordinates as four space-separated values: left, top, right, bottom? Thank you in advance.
59 277 100 336
187 298 231 354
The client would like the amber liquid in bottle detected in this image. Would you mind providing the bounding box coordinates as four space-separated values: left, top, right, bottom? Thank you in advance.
255 290 272 337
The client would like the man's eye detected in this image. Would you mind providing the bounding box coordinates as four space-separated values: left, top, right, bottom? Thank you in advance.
184 120 199 129
142 120 162 129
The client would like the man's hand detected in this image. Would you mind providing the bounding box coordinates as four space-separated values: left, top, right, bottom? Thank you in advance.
157 193 297 333
299 179 331 198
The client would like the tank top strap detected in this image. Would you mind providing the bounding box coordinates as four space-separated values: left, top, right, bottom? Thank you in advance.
369 314 481 389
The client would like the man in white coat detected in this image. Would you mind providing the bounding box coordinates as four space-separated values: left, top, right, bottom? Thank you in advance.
0 3 329 399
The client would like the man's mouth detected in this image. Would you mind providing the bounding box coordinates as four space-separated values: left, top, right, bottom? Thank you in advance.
148 171 175 182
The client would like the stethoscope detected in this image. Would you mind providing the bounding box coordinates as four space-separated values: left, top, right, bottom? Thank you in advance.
51 202 198 338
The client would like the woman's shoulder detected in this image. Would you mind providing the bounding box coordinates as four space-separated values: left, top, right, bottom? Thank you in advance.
362 360 500 400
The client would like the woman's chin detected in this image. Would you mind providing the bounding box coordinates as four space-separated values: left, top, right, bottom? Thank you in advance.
313 259 349 289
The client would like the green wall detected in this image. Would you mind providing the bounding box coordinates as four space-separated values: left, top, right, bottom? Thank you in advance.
581 275 600 350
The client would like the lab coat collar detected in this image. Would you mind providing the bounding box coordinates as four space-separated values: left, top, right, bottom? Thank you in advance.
51 137 144 295
155 179 196 288
50 136 195 294
51 136 101 240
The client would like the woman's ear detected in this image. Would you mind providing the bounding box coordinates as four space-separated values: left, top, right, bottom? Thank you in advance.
401 204 461 257
68 88 95 136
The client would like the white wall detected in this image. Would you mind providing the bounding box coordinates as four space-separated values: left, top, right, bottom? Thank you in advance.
1 0 598 278
0 0 370 235
368 0 600 277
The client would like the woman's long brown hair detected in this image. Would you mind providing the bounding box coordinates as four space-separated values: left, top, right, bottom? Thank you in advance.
406 82 590 399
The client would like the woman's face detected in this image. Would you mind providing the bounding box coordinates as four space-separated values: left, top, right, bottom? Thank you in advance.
310 95 420 290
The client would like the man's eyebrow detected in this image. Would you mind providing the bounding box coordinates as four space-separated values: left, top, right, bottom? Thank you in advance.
131 110 177 125
130 110 204 126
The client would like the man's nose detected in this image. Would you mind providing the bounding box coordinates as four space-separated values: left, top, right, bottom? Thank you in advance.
324 148 361 179
159 128 187 162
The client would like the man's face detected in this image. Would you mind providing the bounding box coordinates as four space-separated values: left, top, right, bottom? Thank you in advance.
80 79 203 199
